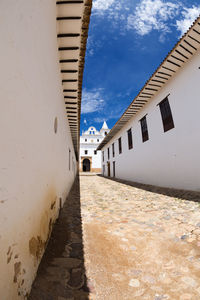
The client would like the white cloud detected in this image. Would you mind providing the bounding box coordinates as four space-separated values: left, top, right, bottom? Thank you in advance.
92 0 124 22
91 0 200 40
86 35 105 56
81 88 105 114
93 117 107 123
127 0 179 36
93 0 115 11
176 6 200 36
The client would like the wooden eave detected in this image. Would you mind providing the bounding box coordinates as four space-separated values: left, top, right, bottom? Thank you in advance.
97 15 200 151
56 0 92 159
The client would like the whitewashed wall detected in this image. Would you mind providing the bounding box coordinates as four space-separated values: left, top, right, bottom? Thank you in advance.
79 130 104 170
80 144 102 169
0 1 77 299
102 50 200 191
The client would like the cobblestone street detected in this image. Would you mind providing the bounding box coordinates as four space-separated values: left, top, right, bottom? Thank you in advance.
80 174 200 300
29 174 200 300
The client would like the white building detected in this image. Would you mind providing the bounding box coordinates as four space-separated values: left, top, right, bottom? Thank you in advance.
0 1 91 299
80 121 110 172
98 16 200 192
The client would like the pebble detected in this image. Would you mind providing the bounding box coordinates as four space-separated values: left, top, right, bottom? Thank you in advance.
187 237 195 243
179 294 192 300
151 286 163 293
142 275 156 284
181 276 197 287
162 277 172 284
128 269 142 276
158 273 171 284
186 256 194 262
121 238 128 242
163 215 171 220
134 289 145 296
130 245 137 251
154 294 167 300
129 279 140 287
193 229 200 235
112 273 126 281
181 235 188 240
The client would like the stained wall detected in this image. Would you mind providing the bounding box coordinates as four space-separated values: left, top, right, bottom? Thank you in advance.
0 1 77 298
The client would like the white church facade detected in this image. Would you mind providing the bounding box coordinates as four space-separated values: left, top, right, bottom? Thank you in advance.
98 16 200 192
80 121 109 172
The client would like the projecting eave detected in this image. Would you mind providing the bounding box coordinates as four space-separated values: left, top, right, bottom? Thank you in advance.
97 15 200 151
56 0 92 159
80 143 100 146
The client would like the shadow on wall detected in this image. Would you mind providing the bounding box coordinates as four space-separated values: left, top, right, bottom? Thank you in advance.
98 175 200 203
29 176 89 300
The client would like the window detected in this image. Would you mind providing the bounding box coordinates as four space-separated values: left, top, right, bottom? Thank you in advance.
159 97 174 132
102 151 104 162
112 143 115 157
107 147 110 160
105 131 107 136
69 149 71 170
118 137 122 154
85 150 88 155
103 165 105 175
97 139 99 142
85 139 87 142
127 128 133 149
94 150 97 155
140 116 149 142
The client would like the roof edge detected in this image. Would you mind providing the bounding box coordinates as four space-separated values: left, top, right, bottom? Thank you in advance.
97 14 200 151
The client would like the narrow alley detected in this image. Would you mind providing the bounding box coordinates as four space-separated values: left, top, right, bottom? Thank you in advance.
29 174 200 300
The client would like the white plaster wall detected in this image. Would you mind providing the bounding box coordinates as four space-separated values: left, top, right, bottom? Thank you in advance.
92 150 102 169
102 50 200 191
80 144 102 169
0 1 77 299
80 135 103 144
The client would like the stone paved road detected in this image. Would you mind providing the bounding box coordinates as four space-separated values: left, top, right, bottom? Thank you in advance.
80 174 200 300
29 177 89 300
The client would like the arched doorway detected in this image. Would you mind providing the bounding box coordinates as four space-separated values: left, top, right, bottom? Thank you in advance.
83 158 90 172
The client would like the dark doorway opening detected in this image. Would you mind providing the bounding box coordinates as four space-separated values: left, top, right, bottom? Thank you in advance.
107 161 110 177
113 161 115 177
83 158 90 172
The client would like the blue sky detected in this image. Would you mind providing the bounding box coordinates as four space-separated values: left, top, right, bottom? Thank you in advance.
80 0 200 132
